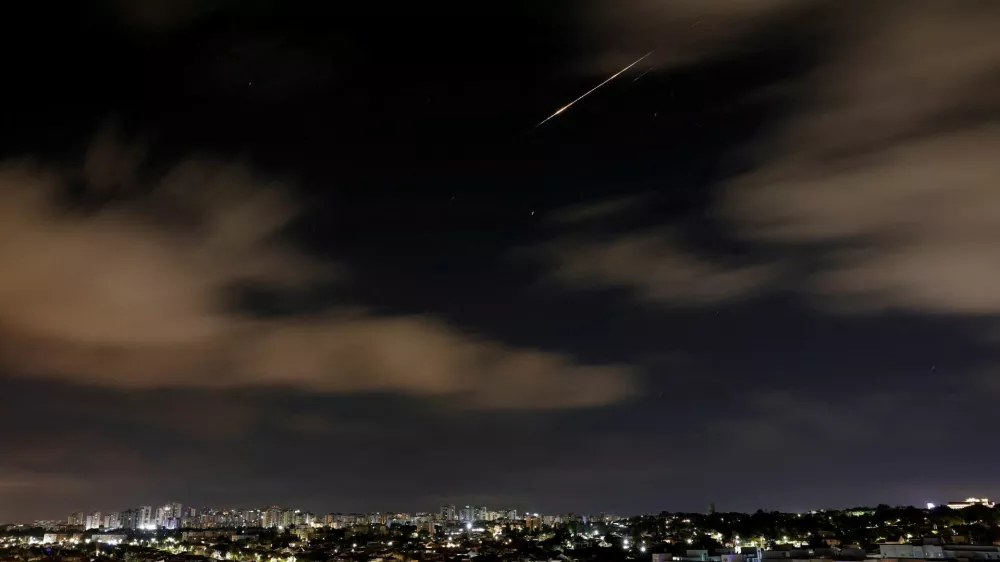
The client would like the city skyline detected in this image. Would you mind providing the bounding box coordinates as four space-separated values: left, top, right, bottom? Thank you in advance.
21 498 997 529
3 1 1000 523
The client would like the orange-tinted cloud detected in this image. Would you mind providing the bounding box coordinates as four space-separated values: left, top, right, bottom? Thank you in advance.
0 136 633 409
536 233 776 305
719 1 1000 314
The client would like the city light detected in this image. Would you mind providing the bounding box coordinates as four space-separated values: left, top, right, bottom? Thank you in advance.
14 498 998 562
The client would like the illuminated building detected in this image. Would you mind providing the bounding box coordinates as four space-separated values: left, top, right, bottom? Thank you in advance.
67 512 84 526
85 511 102 530
264 506 282 528
154 502 182 528
440 505 456 521
93 534 126 544
138 506 153 529
238 508 261 527
946 497 995 509
291 527 314 540
119 509 140 529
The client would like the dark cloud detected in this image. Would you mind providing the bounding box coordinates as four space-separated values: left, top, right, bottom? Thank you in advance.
550 1 1000 316
579 0 809 73
719 1 1000 315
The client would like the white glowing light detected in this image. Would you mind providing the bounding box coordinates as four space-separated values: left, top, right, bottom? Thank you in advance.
927 503 936 509
641 547 647 553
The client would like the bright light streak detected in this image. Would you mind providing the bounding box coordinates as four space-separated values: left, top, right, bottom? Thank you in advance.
535 51 654 128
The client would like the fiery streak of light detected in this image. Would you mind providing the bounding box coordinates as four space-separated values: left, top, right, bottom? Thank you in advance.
535 51 654 128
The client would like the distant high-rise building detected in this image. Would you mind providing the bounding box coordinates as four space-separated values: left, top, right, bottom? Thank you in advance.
138 506 153 529
708 503 716 515
459 506 472 522
85 511 102 530
264 506 282 528
237 509 260 527
153 502 182 528
119 509 139 530
68 512 84 526
440 505 456 521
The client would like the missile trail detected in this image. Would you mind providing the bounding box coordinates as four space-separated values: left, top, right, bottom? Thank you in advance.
535 51 654 128
632 64 659 83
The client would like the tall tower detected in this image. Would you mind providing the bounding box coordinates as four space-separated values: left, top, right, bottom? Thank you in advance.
139 506 153 529
708 503 715 515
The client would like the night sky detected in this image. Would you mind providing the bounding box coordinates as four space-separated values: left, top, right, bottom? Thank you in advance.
2 0 1000 522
